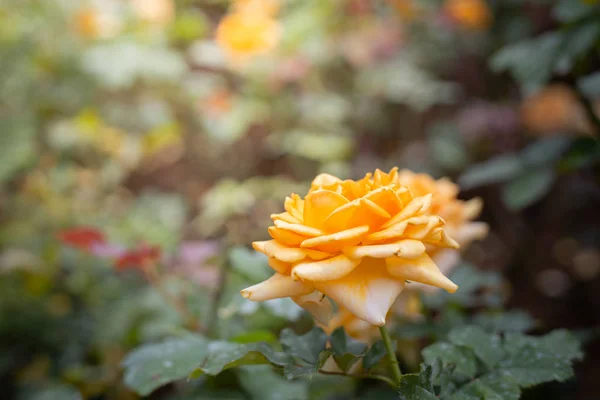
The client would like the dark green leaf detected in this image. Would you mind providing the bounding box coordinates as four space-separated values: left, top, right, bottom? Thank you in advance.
231 330 278 344
555 23 600 73
502 167 556 210
362 340 387 370
458 154 524 190
448 326 505 368
422 343 478 380
553 0 600 23
577 72 600 98
122 335 210 396
280 327 328 365
521 137 572 167
283 349 332 380
449 371 521 400
330 327 368 372
558 137 600 171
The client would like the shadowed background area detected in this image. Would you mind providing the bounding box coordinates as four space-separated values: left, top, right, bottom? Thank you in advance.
0 0 599 399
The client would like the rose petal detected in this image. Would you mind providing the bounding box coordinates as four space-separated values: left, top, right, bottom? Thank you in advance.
271 212 302 224
261 240 307 263
344 239 426 259
304 249 333 260
292 254 360 281
268 226 306 246
284 194 304 221
304 190 349 229
292 291 333 324
314 258 405 326
310 173 343 191
382 194 432 229
363 186 403 217
268 257 290 274
365 216 431 242
274 219 323 237
453 222 488 247
301 225 369 253
462 197 483 220
385 253 458 293
241 273 314 301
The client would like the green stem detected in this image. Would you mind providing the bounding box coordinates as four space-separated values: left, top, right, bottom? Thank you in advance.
378 325 403 387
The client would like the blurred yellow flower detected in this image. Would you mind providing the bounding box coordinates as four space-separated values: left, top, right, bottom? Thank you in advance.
130 0 175 25
215 2 281 63
241 168 459 326
73 7 121 39
233 0 280 17
445 0 491 30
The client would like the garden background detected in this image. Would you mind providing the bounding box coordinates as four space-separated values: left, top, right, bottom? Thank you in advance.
1 0 599 399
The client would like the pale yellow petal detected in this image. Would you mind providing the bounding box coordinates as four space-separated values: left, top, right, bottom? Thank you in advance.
271 211 302 224
310 173 342 191
300 225 369 253
344 239 426 259
263 240 307 263
463 197 483 220
303 190 349 229
252 240 269 254
386 253 458 293
366 216 430 242
273 220 323 237
241 273 314 301
453 222 489 247
284 194 304 221
292 254 360 282
314 258 405 326
292 291 333 324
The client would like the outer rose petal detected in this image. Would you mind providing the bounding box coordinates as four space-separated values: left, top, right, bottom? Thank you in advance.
291 254 360 281
462 197 483 220
344 239 425 259
386 253 458 293
268 257 290 274
382 194 432 229
292 291 333 324
273 220 323 236
241 273 314 301
408 249 461 293
300 225 369 253
268 226 306 246
365 216 432 242
270 211 301 224
310 173 343 191
260 240 307 263
314 258 406 326
453 222 488 246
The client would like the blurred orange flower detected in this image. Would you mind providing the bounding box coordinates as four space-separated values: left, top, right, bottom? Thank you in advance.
445 0 492 30
216 1 281 64
521 84 596 136
73 7 121 39
241 168 459 326
116 245 162 271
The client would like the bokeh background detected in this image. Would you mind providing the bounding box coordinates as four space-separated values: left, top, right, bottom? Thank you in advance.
1 0 599 399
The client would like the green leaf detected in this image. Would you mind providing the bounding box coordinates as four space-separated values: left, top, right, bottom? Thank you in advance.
502 167 556 210
231 330 278 344
458 154 524 190
428 123 468 171
398 375 438 400
422 343 478 380
330 327 368 372
197 341 292 376
237 365 309 400
449 371 521 400
362 340 387 370
521 137 572 167
490 32 563 89
18 384 82 400
283 349 332 380
577 72 600 98
553 0 600 23
558 137 600 171
280 327 328 365
122 335 210 396
448 326 505 368
228 246 271 283
555 23 600 73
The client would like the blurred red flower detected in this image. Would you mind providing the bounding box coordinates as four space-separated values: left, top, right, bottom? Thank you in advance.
116 245 162 271
58 227 106 251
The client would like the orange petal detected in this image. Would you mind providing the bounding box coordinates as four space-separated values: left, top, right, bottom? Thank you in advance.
300 225 369 253
273 220 323 237
344 239 426 259
361 198 391 219
402 216 443 240
284 194 304 221
364 186 403 217
271 211 302 224
385 253 458 293
268 226 306 246
241 273 314 301
382 194 432 229
462 197 483 220
303 190 349 229
292 254 360 281
304 249 334 260
314 258 405 326
366 216 430 242
268 257 290 274
252 240 269 254
263 240 307 263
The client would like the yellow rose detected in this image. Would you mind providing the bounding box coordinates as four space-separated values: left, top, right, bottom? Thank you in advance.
241 168 459 326
131 0 175 25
